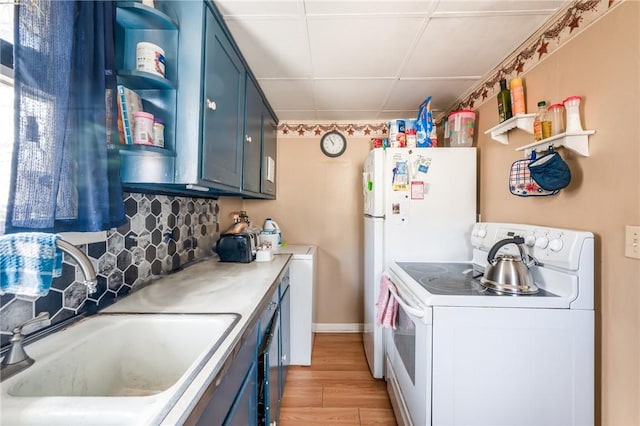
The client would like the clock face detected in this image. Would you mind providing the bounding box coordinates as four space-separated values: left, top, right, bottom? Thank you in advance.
320 131 347 157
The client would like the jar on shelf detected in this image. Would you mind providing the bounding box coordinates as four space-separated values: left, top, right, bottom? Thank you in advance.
533 101 551 141
133 111 154 145
153 118 165 148
548 103 565 135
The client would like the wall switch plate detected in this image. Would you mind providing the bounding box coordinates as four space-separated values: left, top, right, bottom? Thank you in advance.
625 225 640 259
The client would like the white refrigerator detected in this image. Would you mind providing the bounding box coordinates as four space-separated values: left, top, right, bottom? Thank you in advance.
362 147 477 379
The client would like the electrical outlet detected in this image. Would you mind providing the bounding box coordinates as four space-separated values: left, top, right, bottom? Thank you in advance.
625 225 640 259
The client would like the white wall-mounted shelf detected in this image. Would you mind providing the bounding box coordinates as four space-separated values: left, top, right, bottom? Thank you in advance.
484 113 536 144
515 130 595 157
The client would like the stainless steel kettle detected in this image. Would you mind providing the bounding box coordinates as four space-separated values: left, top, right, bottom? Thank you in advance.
480 236 539 295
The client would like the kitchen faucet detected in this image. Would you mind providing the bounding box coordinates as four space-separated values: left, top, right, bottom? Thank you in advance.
1 238 98 381
57 238 98 294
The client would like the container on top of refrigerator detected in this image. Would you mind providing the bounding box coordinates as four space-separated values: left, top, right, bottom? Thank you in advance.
448 110 475 147
389 119 406 147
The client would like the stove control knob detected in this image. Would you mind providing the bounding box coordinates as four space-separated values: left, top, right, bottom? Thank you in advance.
535 236 549 249
524 235 536 247
549 238 564 252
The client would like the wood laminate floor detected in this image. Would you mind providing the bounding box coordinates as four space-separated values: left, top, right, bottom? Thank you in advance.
280 333 397 426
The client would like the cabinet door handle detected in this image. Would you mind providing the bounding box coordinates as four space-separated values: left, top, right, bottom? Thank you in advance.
206 99 217 111
246 135 252 143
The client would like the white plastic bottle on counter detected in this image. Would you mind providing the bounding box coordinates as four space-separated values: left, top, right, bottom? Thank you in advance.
263 218 281 245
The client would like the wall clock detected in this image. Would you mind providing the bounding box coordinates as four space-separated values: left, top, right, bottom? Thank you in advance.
320 131 347 158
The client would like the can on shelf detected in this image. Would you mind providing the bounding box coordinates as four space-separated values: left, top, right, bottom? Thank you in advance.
136 41 165 78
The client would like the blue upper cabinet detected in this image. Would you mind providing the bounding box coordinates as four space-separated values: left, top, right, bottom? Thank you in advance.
242 75 264 196
117 1 278 198
170 1 278 198
200 7 245 191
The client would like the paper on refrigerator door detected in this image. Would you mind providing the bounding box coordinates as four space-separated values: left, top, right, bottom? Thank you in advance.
390 193 409 224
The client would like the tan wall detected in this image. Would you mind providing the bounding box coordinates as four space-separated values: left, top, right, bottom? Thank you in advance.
475 3 640 425
218 2 639 423
242 135 372 325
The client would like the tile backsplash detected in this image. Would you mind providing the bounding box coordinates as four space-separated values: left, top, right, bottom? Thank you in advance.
0 193 221 347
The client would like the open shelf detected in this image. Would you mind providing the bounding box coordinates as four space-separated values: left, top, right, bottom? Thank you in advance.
116 70 175 90
116 2 177 30
484 113 536 144
515 130 595 157
118 144 176 157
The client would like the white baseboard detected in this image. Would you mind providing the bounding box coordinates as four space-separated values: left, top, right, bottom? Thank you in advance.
313 323 363 333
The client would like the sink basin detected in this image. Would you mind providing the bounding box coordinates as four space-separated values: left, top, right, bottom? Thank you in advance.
1 313 240 424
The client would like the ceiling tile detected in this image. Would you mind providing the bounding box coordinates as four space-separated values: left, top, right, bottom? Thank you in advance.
315 110 381 121
306 15 425 78
275 110 318 121
225 17 311 78
385 78 479 113
313 79 394 110
304 1 438 15
214 0 305 17
434 0 567 13
258 79 315 109
402 14 551 77
377 110 422 120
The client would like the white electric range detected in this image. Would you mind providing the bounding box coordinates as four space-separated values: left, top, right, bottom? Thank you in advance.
384 222 594 426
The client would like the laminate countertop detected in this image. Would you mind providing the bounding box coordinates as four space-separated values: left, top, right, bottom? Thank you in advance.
0 254 291 426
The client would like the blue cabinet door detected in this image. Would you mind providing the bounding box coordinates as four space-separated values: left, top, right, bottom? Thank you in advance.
223 361 258 426
201 6 245 190
242 75 263 195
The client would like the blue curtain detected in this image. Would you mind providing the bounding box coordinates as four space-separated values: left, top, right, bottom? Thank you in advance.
7 0 125 233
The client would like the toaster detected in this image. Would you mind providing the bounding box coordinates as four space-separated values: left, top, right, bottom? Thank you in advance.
216 232 256 263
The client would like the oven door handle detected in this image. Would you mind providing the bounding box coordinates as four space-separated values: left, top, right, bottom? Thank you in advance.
388 284 424 319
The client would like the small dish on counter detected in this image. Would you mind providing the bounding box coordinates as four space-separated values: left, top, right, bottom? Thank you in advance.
255 247 274 262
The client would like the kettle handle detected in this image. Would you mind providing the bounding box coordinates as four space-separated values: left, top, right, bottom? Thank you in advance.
487 236 525 263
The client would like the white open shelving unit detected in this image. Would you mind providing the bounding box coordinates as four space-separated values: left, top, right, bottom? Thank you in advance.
484 113 595 157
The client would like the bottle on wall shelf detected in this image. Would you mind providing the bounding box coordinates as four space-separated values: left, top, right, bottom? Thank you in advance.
497 79 512 123
509 77 526 115
533 101 552 141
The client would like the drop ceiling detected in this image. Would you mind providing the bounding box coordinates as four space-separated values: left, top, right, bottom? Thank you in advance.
214 0 570 121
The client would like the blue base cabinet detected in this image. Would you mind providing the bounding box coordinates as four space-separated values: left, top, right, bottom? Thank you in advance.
258 268 290 426
187 324 258 426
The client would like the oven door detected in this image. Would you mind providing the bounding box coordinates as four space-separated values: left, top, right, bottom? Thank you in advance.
385 272 433 426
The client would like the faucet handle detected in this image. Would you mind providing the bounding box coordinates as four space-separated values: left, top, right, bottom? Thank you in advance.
13 312 50 336
2 312 50 368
